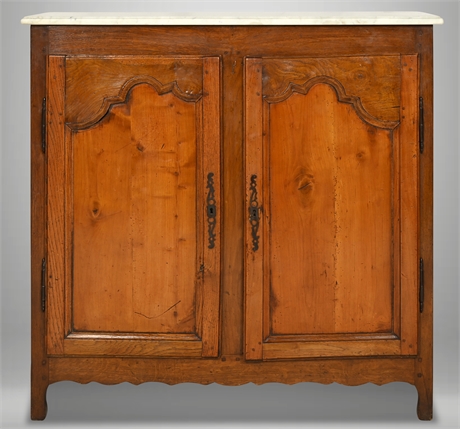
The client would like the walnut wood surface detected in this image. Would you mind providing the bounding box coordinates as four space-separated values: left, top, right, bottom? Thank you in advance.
30 24 434 421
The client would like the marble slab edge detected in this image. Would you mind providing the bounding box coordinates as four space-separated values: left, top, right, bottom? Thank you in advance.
21 12 444 26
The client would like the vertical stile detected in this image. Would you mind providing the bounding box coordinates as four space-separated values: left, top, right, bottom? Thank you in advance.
399 54 420 355
244 59 264 360
46 55 66 355
201 57 221 357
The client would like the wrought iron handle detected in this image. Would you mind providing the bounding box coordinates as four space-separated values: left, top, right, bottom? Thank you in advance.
206 172 216 249
248 175 260 252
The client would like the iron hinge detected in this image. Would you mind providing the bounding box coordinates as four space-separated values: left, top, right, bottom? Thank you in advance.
206 172 217 249
248 174 260 252
41 97 47 154
41 258 46 312
419 97 424 154
419 257 424 313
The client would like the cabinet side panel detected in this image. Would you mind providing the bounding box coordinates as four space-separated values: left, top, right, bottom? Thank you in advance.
415 26 433 420
46 55 66 355
31 25 50 421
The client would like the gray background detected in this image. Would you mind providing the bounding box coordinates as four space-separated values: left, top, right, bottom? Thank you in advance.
1 1 458 428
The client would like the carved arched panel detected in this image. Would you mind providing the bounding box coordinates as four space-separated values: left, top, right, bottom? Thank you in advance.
262 56 401 124
65 56 204 127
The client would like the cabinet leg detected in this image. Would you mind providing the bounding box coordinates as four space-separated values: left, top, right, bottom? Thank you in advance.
31 381 48 420
415 381 433 421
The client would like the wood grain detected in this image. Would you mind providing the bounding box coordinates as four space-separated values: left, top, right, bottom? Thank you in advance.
246 55 424 359
268 84 394 337
399 55 419 355
262 56 401 122
201 57 221 357
49 355 416 387
61 339 202 357
265 332 398 343
244 56 409 360
72 85 198 334
392 127 402 338
415 26 434 421
30 24 433 420
30 25 50 421
244 59 263 360
46 55 66 355
48 26 419 58
65 57 204 127
46 26 423 369
46 56 221 358
263 339 401 359
220 52 244 357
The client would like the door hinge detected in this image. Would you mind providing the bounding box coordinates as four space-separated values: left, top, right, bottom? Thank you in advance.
419 257 424 313
419 97 424 154
41 258 46 312
41 97 47 154
248 174 260 252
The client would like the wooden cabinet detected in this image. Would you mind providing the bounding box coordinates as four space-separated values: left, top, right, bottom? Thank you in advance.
24 12 441 421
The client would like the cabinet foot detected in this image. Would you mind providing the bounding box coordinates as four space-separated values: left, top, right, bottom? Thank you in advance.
416 382 433 420
31 382 48 420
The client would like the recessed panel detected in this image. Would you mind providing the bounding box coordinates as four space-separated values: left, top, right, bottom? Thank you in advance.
268 84 393 336
72 85 199 334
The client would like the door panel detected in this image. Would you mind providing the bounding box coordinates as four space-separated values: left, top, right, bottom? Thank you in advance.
268 85 393 336
47 55 221 357
245 56 419 360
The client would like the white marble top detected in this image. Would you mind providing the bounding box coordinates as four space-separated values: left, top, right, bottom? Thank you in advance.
21 12 443 26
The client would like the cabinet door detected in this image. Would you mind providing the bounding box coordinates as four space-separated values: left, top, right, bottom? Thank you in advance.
245 56 419 360
46 56 221 358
